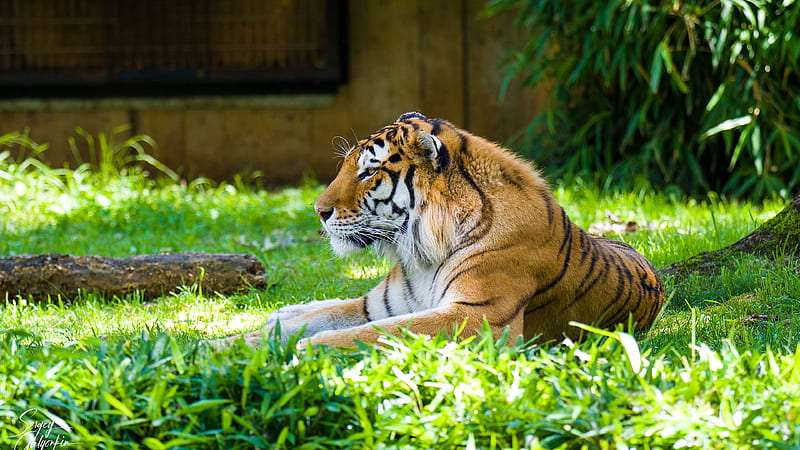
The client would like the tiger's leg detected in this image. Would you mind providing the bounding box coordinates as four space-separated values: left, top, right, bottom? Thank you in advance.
263 299 349 327
205 297 370 348
299 304 525 349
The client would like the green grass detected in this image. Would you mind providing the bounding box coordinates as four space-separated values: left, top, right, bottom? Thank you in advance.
1 132 799 448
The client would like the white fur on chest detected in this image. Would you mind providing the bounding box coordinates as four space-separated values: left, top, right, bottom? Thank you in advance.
364 263 446 319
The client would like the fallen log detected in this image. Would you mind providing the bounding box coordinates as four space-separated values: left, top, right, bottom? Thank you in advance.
0 253 267 301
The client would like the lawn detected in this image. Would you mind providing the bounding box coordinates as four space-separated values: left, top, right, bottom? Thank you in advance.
1 133 799 448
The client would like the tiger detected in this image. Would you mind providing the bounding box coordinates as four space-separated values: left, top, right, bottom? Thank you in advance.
211 112 665 349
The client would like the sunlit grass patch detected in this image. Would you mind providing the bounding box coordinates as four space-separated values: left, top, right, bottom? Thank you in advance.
0 290 273 345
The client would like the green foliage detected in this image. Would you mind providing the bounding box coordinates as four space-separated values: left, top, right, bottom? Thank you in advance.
1 128 177 228
651 256 800 352
2 329 799 448
487 0 800 199
0 331 358 448
2 129 800 447
68 125 179 184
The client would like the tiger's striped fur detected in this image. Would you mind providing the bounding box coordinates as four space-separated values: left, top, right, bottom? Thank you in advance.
215 112 665 348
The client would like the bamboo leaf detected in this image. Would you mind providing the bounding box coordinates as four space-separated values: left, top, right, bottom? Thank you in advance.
648 46 663 93
701 115 753 139
729 121 756 170
659 41 689 94
751 123 763 174
705 84 727 112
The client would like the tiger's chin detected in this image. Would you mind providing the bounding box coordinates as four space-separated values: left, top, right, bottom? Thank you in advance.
328 232 406 260
328 233 376 256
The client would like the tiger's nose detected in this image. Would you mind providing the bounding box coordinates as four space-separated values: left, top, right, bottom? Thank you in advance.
316 206 334 222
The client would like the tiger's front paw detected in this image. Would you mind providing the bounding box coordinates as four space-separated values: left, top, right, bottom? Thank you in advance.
202 329 269 350
295 330 364 350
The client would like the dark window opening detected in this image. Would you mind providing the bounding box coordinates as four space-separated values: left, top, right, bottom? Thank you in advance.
0 0 347 97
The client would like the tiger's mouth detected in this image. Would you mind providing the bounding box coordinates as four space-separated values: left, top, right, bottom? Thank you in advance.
322 215 402 255
328 225 398 251
346 233 375 248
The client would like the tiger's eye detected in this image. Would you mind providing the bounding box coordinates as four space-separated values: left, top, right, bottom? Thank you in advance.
358 168 378 180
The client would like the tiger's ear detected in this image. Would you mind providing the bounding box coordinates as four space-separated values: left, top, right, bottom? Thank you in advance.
416 131 451 173
397 111 428 122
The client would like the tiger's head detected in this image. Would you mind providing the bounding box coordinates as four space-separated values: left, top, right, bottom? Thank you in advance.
315 112 456 266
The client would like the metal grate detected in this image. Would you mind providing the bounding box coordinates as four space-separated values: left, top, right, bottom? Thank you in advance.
0 0 345 93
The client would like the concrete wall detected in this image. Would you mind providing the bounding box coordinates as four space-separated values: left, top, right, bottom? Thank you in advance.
0 0 546 185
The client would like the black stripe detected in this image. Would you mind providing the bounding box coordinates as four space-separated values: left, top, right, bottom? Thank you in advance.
459 161 482 193
578 230 590 263
599 254 632 326
453 244 516 270
411 218 421 243
383 168 401 185
400 264 419 307
545 195 556 229
404 165 416 208
509 288 537 322
440 265 480 299
645 303 660 327
560 247 605 312
500 166 525 190
457 132 469 157
625 278 646 325
629 267 662 326
525 213 575 316
371 168 401 202
431 260 448 289
439 244 515 299
485 295 530 328
373 138 384 148
606 286 635 327
454 298 495 307
626 251 649 274
362 196 376 214
390 201 406 217
556 208 571 255
362 296 371 321
451 161 494 252
437 142 451 172
540 213 574 292
591 238 660 327
383 272 394 316
401 211 410 234
431 119 442 136
645 281 665 324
